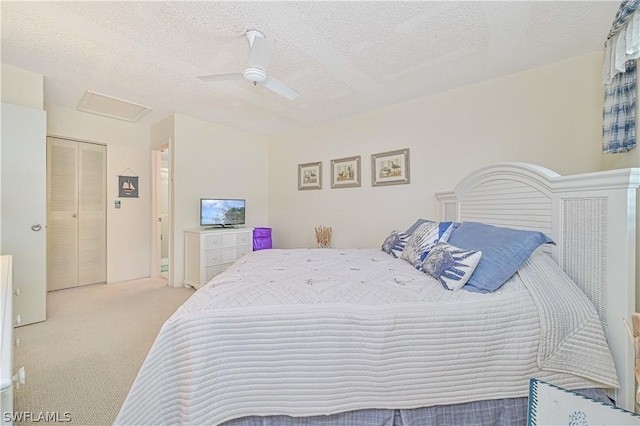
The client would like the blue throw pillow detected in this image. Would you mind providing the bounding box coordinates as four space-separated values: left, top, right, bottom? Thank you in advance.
381 230 410 258
447 222 555 293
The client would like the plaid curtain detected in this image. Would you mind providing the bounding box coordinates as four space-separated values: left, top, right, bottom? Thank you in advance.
603 61 636 153
608 0 640 39
603 0 640 154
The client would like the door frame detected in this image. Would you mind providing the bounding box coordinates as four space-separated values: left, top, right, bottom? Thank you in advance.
151 141 172 285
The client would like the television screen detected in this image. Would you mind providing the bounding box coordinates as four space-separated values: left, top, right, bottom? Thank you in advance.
200 198 246 227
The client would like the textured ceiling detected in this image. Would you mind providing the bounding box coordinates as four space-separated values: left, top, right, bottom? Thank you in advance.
1 1 619 136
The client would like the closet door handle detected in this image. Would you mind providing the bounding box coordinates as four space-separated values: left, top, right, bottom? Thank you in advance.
31 224 42 232
72 214 77 218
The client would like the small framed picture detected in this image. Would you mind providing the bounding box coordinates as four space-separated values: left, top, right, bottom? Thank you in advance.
371 148 410 187
298 162 322 190
118 175 139 198
331 156 361 188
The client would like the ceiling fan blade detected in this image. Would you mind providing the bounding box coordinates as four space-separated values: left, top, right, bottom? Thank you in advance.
263 76 299 100
247 36 274 71
197 73 243 82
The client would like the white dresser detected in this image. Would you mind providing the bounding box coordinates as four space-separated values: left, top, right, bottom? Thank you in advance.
184 228 253 289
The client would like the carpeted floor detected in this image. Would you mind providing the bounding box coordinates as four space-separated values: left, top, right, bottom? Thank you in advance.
12 277 194 425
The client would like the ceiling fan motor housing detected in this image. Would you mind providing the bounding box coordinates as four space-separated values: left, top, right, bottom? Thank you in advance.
197 28 298 99
245 29 265 47
243 67 268 85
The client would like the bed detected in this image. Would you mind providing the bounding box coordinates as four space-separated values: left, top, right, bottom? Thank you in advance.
115 163 640 425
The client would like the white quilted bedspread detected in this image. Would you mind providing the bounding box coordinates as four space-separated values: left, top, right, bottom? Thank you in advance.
115 249 618 426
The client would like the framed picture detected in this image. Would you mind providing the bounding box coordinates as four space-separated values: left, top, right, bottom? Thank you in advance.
331 156 361 188
118 175 139 198
371 148 410 187
298 162 322 190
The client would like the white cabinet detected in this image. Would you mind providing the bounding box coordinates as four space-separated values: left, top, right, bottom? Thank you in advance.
184 228 253 289
0 255 13 424
1 255 24 425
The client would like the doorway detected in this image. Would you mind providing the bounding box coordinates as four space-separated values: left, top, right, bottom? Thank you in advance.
152 144 171 284
160 149 169 279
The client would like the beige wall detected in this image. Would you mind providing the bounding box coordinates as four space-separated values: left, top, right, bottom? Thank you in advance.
268 51 606 249
46 105 152 283
150 114 174 150
172 114 269 287
602 150 640 169
2 50 616 283
1 64 43 109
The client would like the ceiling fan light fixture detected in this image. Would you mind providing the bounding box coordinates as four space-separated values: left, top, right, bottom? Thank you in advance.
243 67 268 85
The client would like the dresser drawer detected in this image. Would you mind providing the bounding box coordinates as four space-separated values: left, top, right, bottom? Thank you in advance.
205 265 224 282
237 232 250 246
205 249 223 267
204 234 223 250
237 245 251 258
222 248 237 264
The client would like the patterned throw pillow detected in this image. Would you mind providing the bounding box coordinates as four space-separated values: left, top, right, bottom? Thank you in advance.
401 221 454 267
421 242 482 291
381 231 410 258
405 218 430 235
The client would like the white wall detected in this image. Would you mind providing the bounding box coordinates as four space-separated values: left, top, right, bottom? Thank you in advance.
172 114 269 287
46 105 151 283
268 51 606 249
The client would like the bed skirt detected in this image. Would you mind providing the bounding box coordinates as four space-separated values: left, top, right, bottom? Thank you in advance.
219 388 610 426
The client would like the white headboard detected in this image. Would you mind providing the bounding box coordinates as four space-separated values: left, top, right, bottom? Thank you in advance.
436 162 640 411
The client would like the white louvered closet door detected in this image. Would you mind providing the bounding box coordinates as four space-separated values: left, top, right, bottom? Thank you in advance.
47 137 106 291
78 142 106 285
47 138 79 291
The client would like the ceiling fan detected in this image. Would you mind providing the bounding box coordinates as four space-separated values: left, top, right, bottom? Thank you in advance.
197 29 299 101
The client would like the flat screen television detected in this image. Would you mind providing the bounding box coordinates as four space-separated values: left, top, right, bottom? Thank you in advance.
200 198 246 228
